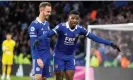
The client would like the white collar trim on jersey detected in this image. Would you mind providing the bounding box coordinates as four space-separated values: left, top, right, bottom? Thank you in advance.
66 22 78 31
36 17 46 24
36 17 42 23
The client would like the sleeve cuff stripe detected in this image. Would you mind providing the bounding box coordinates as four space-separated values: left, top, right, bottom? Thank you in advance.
30 35 37 37
86 31 90 36
53 29 58 35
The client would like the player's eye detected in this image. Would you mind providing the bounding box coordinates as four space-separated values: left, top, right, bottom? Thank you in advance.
75 17 79 20
71 16 76 20
73 17 79 21
48 10 51 13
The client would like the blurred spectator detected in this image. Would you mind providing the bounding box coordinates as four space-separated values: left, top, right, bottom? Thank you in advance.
0 1 133 67
120 56 130 68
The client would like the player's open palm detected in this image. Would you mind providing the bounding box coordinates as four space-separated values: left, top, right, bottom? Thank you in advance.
37 59 44 68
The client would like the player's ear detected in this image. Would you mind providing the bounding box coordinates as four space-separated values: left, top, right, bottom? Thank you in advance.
79 17 81 22
39 7 43 12
68 15 71 21
39 9 41 13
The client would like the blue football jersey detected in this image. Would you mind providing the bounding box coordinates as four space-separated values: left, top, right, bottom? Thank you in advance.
28 17 50 59
38 22 112 59
53 22 83 59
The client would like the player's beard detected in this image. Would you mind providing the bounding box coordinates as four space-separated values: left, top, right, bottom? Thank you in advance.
42 13 49 20
45 15 49 20
70 22 77 29
70 23 77 29
71 25 76 29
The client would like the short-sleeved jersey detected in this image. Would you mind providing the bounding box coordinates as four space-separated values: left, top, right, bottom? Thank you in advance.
38 22 112 60
53 22 89 59
2 39 16 54
28 17 50 59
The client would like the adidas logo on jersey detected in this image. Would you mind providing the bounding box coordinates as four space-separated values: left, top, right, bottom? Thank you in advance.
41 28 44 30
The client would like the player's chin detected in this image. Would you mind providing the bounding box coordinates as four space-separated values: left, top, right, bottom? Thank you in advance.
45 16 50 20
72 24 77 27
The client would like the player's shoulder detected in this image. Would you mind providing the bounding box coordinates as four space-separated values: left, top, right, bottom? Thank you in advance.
77 24 83 29
77 25 87 32
11 40 16 44
30 20 38 26
55 22 66 29
29 20 39 31
3 40 7 44
77 25 86 30
59 22 68 28
45 21 49 25
45 21 50 30
57 22 66 27
33 18 41 24
61 22 66 26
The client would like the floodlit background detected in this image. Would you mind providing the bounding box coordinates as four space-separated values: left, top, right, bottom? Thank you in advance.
0 1 133 80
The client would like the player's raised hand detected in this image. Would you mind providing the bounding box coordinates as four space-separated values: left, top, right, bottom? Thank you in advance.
111 43 121 52
37 58 44 68
33 39 40 49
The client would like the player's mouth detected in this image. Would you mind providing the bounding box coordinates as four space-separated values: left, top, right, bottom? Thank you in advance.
72 23 77 26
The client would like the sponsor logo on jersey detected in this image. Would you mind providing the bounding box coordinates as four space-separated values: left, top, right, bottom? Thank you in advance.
65 37 76 42
36 67 40 71
30 27 35 31
64 37 76 45
43 31 48 34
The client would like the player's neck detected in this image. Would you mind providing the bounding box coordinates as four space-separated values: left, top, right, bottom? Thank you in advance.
68 23 75 30
7 39 11 41
71 26 75 29
38 15 46 22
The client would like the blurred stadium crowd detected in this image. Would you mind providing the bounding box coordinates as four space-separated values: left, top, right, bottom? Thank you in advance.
90 30 133 68
0 1 133 67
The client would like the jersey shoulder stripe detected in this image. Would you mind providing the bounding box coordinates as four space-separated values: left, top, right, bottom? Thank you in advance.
61 22 66 26
33 20 39 24
77 25 82 28
29 21 38 29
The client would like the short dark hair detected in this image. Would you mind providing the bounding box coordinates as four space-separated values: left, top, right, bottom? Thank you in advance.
6 32 12 35
69 10 80 16
39 2 51 9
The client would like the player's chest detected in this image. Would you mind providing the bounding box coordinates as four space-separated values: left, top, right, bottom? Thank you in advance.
62 29 79 38
61 29 80 42
38 24 50 35
5 42 13 48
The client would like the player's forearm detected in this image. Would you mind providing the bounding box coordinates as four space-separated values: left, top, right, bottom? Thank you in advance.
87 32 112 45
2 48 6 52
34 47 41 59
38 30 55 41
30 37 41 59
2 50 6 53
34 30 55 50
2 46 8 52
